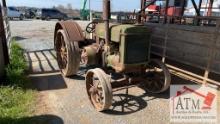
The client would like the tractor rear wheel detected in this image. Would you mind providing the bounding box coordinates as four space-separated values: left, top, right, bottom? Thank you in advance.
86 68 112 111
55 30 80 77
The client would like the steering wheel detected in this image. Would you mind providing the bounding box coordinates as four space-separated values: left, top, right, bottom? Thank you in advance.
86 22 97 33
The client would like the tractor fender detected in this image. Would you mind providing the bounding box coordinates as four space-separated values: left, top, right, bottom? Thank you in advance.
54 21 85 43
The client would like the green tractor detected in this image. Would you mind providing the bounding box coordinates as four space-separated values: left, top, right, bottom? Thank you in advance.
54 0 171 111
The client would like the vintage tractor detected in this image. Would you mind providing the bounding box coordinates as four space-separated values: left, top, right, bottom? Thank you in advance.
54 0 171 111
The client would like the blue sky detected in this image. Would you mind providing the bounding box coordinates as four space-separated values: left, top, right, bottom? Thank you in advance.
7 0 140 11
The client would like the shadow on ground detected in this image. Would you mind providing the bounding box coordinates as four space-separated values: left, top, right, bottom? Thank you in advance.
30 73 67 91
104 93 148 115
103 73 204 115
24 49 67 91
25 49 59 74
0 114 63 124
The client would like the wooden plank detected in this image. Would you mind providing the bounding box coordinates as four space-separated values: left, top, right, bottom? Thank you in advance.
146 23 220 85
151 45 211 71
151 51 208 70
166 39 189 53
203 22 220 83
167 64 220 86
5 32 9 39
151 43 165 49
150 45 164 55
151 34 165 39
167 37 210 49
162 26 169 62
151 28 166 36
152 45 209 69
210 62 220 75
145 23 216 33
167 29 214 46
2 16 7 20
215 50 220 62
148 23 220 75
151 51 163 57
4 26 9 31
151 37 165 46
165 49 208 68
166 39 210 59
165 47 209 62
217 36 220 47
2 7 7 17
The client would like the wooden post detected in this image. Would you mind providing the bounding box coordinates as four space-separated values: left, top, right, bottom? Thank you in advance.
141 0 146 22
180 0 186 24
163 0 169 24
103 0 110 45
0 36 5 79
198 0 202 11
0 3 9 64
191 0 200 16
203 21 220 84
162 24 169 63
2 0 6 7
0 3 8 80
191 0 201 25
138 0 156 23
207 0 214 16
138 0 144 23
196 0 202 25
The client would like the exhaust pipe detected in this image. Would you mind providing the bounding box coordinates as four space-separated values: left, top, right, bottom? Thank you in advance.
103 0 110 45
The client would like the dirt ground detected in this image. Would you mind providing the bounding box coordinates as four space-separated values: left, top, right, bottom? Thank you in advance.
10 20 220 124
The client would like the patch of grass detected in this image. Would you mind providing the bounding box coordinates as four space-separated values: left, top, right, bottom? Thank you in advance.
0 86 35 124
5 42 28 87
0 42 36 124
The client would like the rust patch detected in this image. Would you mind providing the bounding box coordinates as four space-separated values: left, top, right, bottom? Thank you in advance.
54 21 84 42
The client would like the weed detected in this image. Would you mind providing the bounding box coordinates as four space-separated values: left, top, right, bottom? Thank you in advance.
5 42 28 87
0 41 36 124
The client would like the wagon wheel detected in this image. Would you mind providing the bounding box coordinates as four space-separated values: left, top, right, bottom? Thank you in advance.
55 30 80 77
86 68 112 111
145 59 171 93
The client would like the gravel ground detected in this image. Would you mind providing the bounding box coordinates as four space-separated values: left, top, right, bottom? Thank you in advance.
10 20 55 51
10 20 220 124
10 20 88 51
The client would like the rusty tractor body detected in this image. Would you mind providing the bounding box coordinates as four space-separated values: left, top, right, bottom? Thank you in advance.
54 0 171 111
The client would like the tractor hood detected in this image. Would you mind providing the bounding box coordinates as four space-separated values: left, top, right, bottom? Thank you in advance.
95 23 151 42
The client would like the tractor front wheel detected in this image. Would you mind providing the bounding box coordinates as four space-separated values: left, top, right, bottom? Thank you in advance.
145 59 171 93
86 68 112 111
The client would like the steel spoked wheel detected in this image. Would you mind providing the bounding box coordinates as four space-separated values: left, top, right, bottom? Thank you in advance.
145 59 171 93
55 30 80 77
86 68 112 111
